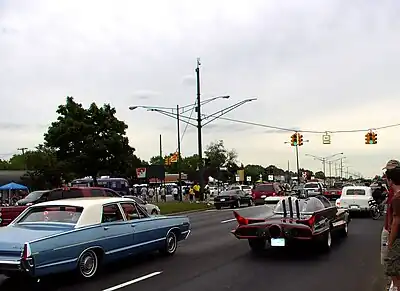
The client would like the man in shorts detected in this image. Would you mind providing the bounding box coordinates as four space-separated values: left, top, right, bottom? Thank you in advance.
382 160 400 290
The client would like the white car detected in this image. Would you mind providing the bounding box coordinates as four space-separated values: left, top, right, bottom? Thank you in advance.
335 186 373 212
228 185 253 195
304 182 326 197
124 196 160 215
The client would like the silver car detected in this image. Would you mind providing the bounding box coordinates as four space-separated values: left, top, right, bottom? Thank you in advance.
124 196 161 215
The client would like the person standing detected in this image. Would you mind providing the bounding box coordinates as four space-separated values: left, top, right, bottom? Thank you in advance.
148 187 154 203
172 187 178 201
383 161 400 290
193 182 200 203
160 186 166 202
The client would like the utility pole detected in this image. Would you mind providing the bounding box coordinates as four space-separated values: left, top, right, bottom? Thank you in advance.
17 147 28 170
295 143 300 182
340 158 343 180
195 58 205 200
159 135 162 160
176 105 182 201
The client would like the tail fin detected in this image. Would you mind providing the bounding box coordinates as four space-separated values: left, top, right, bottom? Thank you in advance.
233 211 248 225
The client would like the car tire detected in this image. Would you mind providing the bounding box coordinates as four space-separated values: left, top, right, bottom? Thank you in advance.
151 209 158 215
160 231 178 256
236 200 241 208
215 205 221 210
341 222 348 237
77 249 99 279
248 199 254 207
248 238 266 253
316 230 332 253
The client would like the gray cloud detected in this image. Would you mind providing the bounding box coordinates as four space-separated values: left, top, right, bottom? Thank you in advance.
1 0 400 177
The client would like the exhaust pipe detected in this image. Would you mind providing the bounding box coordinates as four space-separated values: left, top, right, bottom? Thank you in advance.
288 196 293 218
282 199 287 217
295 199 300 219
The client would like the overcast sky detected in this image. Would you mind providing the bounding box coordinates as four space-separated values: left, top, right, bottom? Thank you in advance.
1 0 400 178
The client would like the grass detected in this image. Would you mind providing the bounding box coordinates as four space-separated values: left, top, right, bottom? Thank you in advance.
156 201 212 215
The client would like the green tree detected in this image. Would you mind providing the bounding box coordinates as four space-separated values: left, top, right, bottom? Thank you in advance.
7 154 26 170
204 140 227 168
149 156 164 165
314 171 325 180
244 164 265 181
44 96 135 185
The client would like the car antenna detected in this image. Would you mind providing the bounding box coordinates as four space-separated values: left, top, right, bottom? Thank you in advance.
287 196 293 218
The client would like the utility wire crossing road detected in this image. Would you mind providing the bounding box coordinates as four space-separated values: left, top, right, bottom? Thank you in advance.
0 205 384 291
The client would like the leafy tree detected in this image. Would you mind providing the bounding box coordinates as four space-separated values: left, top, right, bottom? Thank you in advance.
314 171 325 180
44 96 135 185
245 164 265 181
149 156 164 165
204 140 227 168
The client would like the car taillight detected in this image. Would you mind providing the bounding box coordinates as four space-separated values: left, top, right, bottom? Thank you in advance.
296 215 315 227
338 191 342 196
233 211 248 225
324 191 329 195
22 243 32 260
272 192 276 196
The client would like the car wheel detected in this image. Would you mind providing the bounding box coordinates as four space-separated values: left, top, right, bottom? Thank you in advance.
317 231 332 252
237 200 241 208
248 238 266 253
151 209 159 215
341 222 348 237
215 205 221 210
160 231 178 256
78 249 99 279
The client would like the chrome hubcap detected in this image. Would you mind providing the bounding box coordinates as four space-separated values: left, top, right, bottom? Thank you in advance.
167 235 176 253
79 251 97 277
327 232 332 247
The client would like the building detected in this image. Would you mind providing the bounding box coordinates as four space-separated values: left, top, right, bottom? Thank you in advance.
0 170 26 185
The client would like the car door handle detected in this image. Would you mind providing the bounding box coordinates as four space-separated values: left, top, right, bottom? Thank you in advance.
104 227 109 230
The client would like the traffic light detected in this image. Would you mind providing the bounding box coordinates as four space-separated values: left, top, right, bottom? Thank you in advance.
290 133 298 146
365 132 371 144
372 132 378 144
298 134 304 146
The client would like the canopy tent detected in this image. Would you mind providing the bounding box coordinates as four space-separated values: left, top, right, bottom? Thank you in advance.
0 182 28 190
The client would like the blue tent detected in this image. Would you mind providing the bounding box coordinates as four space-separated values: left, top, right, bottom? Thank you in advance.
0 182 28 190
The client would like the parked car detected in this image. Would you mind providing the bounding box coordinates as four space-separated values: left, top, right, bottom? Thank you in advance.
0 187 120 227
124 195 160 215
251 183 285 205
15 190 51 206
335 186 373 213
0 197 190 279
228 185 253 195
214 190 253 210
303 182 326 197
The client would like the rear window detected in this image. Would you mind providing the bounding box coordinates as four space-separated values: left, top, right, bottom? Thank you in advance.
17 206 84 224
304 183 319 189
254 184 274 191
345 189 366 195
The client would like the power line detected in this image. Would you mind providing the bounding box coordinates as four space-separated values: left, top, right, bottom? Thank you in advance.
200 115 400 134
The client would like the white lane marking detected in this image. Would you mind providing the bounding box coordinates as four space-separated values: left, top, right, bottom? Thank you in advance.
221 218 237 224
102 271 162 291
206 205 269 212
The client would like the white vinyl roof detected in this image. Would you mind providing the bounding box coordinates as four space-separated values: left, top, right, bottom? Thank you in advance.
30 197 135 228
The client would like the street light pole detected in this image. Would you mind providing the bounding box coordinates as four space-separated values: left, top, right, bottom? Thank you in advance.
176 105 182 201
195 58 205 200
295 144 300 182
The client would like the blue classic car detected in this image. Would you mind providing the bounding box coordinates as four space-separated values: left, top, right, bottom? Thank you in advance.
0 197 191 279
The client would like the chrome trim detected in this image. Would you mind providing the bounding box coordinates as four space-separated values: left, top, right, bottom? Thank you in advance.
182 230 191 240
36 258 77 269
0 260 20 265
104 237 166 255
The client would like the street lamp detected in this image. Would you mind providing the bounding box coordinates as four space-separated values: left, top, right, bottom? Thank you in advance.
304 152 344 180
284 139 309 182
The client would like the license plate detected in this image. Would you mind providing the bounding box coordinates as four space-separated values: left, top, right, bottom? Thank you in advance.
271 238 285 247
350 205 359 209
220 199 225 202
331 192 335 194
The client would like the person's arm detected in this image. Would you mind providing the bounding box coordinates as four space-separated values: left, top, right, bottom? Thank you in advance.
389 198 400 248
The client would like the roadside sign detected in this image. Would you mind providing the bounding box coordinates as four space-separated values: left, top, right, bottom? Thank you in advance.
136 167 147 178
235 175 239 182
268 175 274 181
246 176 251 182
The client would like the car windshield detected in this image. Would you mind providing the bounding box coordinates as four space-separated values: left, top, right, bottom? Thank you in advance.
218 190 237 196
17 206 84 225
132 196 145 204
254 184 274 191
304 183 319 188
22 191 47 202
274 197 324 213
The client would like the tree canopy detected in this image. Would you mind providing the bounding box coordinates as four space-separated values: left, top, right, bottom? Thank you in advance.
44 96 136 184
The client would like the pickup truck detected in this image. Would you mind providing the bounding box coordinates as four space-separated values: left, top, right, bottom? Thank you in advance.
0 187 120 226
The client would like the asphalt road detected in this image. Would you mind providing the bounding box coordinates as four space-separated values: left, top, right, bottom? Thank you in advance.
0 205 384 291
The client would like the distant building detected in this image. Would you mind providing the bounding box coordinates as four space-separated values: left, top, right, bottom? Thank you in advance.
0 170 26 185
148 173 188 184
